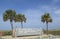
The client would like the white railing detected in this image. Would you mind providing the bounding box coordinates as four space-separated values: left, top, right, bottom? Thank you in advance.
13 28 43 36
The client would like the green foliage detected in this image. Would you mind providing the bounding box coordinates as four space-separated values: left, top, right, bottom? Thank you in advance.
48 30 60 35
14 14 26 28
14 14 26 22
3 9 16 36
41 13 52 23
44 30 60 35
3 9 16 22
3 31 12 36
41 13 52 35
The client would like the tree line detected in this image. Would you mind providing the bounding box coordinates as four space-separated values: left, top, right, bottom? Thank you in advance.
3 9 26 37
3 9 52 36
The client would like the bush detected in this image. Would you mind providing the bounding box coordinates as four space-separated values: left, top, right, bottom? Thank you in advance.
3 31 12 36
44 30 60 35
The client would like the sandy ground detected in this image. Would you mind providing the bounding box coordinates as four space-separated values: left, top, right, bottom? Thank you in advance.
1 35 60 39
1 35 40 39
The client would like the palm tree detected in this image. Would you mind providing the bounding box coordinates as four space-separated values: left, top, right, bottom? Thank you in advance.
14 14 26 28
3 9 16 36
41 13 52 35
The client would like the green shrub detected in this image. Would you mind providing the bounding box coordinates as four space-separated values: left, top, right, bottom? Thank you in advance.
3 31 12 36
44 30 60 35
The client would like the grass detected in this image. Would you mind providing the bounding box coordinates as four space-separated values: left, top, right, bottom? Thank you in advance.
44 30 60 35
0 30 12 36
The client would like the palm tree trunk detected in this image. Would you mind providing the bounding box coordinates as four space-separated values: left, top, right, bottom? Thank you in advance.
10 21 13 36
21 22 23 28
46 22 48 35
10 22 13 30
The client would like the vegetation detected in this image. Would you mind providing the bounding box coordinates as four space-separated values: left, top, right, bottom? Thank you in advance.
41 13 52 35
14 14 26 28
3 9 16 36
2 9 60 36
44 30 60 35
3 9 26 37
3 31 12 36
0 30 12 36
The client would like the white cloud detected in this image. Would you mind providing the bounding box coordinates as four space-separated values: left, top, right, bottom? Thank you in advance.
22 9 43 18
54 9 60 14
41 5 52 12
40 5 60 15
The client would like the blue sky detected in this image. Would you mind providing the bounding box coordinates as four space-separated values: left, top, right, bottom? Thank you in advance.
0 0 60 30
